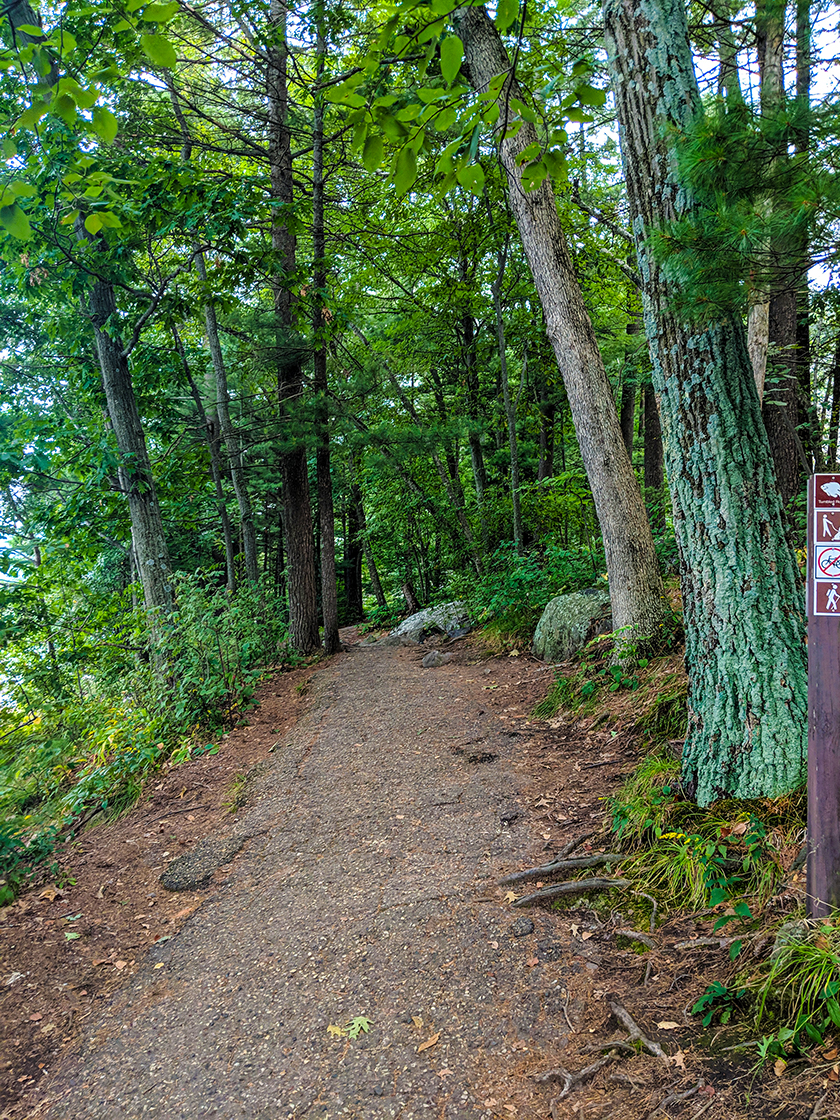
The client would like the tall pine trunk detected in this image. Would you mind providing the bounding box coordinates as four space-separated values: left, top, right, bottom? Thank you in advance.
267 0 319 653
457 5 667 648
604 0 807 803
312 16 340 654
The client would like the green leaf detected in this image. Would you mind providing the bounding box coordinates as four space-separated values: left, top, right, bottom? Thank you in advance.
576 83 607 108
379 113 408 144
495 0 519 31
455 163 484 197
729 939 743 960
394 146 417 197
140 33 177 68
65 931 81 940
432 104 457 131
49 28 77 51
362 134 383 173
9 181 36 198
92 106 118 144
520 159 547 192
708 886 728 907
16 23 44 35
17 99 50 131
346 1015 371 1038
439 35 463 86
0 203 32 240
565 108 594 124
142 1 180 20
84 213 103 234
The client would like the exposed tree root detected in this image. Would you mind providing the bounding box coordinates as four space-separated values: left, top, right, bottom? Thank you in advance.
512 878 631 907
499 854 624 886
616 927 657 950
645 1079 706 1118
536 1050 622 1112
608 998 668 1060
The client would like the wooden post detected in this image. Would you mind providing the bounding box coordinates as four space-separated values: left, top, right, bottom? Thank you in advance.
807 473 840 917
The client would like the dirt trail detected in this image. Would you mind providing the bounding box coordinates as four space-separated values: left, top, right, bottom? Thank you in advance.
33 641 577 1119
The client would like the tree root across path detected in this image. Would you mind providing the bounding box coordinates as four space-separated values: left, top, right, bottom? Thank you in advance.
535 996 671 1114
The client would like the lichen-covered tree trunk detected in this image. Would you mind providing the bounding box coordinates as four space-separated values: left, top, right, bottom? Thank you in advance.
89 277 173 622
604 0 807 803
457 5 667 647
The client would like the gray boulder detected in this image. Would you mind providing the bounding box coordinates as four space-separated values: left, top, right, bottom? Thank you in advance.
421 650 452 668
531 588 612 662
389 601 471 644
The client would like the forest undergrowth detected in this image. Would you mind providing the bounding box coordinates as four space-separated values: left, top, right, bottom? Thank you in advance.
533 633 840 1082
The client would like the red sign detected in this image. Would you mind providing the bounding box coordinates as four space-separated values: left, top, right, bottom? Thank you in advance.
815 545 840 580
814 474 840 507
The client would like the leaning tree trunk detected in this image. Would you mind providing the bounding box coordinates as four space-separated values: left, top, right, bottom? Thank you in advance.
456 5 667 648
267 0 320 654
604 0 807 804
88 274 173 622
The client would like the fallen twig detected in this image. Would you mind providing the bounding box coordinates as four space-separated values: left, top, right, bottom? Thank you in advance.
512 878 631 907
499 853 624 885
608 998 668 1060
616 927 657 950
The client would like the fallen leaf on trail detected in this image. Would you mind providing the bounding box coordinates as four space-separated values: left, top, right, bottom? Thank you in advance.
657 1021 679 1030
731 821 748 835
504 891 518 903
581 931 593 941
412 1016 423 1029
95 884 106 899
170 905 198 923
489 941 499 949
542 832 551 840
417 1031 441 1053
535 881 544 888
571 924 579 938
508 649 520 656
64 932 80 940
673 1050 687 1070
824 1047 839 1061
39 887 60 902
774 1059 787 1077
327 1024 346 1037
154 962 165 970
113 960 127 971
29 1013 42 1022
484 1100 498 1108
526 956 539 967
187 814 195 821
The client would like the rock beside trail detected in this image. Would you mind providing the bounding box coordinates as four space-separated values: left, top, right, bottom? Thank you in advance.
160 835 245 892
531 588 612 662
388 601 471 644
421 650 452 668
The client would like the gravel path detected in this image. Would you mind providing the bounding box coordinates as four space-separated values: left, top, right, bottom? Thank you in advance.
38 644 569 1119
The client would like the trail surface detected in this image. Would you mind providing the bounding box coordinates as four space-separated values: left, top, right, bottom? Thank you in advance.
38 642 569 1119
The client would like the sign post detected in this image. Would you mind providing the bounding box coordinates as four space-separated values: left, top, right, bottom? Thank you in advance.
808 474 840 917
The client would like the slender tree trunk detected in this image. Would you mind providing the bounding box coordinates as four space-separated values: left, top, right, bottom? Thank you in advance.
604 0 807 803
492 236 524 554
345 497 364 622
267 0 319 653
195 253 259 583
172 324 236 591
621 313 641 457
312 17 339 654
457 4 667 647
350 469 388 610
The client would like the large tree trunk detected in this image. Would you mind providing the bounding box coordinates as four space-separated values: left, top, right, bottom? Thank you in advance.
604 0 807 803
267 0 320 654
312 18 339 654
88 273 173 622
457 5 667 648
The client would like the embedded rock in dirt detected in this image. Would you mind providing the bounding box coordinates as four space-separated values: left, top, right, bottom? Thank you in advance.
387 600 471 644
421 650 452 668
159 835 245 891
531 587 613 662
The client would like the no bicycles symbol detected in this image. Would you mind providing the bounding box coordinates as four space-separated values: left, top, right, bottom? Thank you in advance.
816 545 840 580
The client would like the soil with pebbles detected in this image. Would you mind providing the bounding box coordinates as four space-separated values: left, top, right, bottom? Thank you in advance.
2 631 834 1120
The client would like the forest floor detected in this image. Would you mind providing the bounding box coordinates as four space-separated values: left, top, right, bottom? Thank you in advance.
0 629 832 1120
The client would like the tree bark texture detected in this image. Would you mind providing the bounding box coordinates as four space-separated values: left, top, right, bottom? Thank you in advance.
88 276 173 620
604 0 807 803
457 4 667 646
267 0 320 654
